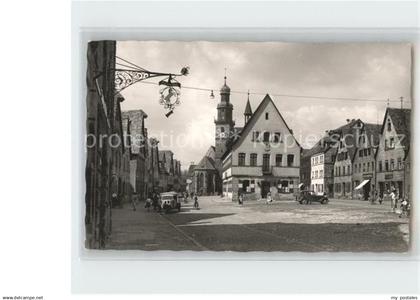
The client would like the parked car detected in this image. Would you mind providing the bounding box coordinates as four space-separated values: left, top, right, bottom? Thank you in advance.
160 191 182 213
298 190 329 205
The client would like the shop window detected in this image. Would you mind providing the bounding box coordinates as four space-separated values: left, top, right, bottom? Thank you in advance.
390 159 395 170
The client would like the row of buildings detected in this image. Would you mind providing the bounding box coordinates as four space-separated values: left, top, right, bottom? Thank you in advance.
301 107 411 201
188 76 411 203
85 41 183 248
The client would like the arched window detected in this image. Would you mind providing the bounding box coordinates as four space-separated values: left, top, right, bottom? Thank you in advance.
220 127 225 133
387 119 392 131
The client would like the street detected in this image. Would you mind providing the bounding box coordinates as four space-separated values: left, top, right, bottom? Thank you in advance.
107 196 409 252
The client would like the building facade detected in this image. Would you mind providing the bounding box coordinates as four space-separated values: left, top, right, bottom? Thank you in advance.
192 146 220 195
299 149 311 191
352 123 381 200
85 40 116 248
333 119 363 199
222 94 301 201
306 134 337 197
375 108 411 199
122 110 149 201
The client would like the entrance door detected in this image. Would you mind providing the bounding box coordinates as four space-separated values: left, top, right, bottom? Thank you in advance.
342 182 346 196
397 181 403 198
261 181 270 198
379 182 384 198
363 181 371 200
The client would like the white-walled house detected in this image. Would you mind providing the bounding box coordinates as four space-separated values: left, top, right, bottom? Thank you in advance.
222 94 301 201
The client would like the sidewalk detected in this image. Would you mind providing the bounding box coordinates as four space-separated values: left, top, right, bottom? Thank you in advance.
106 203 203 250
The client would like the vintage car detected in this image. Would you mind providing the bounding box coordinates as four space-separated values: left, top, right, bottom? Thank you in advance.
160 191 182 213
298 190 329 205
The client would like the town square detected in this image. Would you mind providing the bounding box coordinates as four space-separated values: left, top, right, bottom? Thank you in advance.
85 41 412 252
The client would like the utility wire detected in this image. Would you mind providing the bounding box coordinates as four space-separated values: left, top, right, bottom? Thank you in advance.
134 80 408 104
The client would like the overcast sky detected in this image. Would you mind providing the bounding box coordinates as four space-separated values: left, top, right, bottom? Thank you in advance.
117 42 412 170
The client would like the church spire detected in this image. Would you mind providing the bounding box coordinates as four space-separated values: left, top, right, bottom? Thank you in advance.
244 90 252 124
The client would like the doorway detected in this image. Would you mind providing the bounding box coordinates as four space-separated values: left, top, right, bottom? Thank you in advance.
261 181 270 198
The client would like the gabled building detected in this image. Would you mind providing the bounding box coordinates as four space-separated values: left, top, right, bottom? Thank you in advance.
352 123 381 200
332 119 364 199
375 108 411 199
222 94 301 201
122 109 149 201
192 146 220 195
308 134 337 197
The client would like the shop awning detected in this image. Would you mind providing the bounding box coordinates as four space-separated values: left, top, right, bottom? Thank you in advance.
298 183 304 188
354 179 370 190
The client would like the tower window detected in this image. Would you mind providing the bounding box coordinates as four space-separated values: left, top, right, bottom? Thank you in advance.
220 127 225 133
265 112 269 120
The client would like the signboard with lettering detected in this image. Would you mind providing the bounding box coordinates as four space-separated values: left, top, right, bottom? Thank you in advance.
385 173 393 180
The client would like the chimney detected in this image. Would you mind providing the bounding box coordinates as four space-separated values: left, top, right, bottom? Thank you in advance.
346 119 350 123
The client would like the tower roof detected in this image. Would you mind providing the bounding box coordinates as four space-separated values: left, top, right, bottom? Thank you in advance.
220 76 230 94
244 93 252 116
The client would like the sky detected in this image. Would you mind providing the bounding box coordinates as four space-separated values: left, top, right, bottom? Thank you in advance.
117 41 412 170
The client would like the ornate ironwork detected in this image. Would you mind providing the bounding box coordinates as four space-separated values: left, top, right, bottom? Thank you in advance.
114 69 152 94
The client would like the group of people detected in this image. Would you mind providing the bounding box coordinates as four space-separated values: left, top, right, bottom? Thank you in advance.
369 188 410 217
144 192 163 212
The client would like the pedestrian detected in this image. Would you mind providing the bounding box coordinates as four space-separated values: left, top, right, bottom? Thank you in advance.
238 193 244 205
144 195 152 212
111 193 118 208
390 188 397 212
152 193 159 211
193 193 199 209
266 192 272 204
131 195 136 211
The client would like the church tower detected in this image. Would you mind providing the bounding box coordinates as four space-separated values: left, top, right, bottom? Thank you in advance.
244 91 252 124
215 76 235 162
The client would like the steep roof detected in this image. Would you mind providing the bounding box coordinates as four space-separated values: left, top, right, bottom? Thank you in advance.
187 164 196 176
223 94 300 158
363 123 382 147
244 97 252 116
194 155 218 171
386 108 411 149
